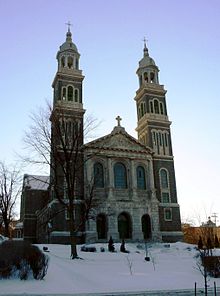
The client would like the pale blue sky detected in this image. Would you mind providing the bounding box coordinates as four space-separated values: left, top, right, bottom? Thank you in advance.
0 0 220 224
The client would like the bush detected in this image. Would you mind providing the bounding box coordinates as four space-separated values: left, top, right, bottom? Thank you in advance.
0 240 49 280
202 256 220 278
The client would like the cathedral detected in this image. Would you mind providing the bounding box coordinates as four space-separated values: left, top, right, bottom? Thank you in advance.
20 28 182 244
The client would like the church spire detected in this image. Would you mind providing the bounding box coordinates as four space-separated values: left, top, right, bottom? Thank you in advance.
65 21 73 42
143 37 149 57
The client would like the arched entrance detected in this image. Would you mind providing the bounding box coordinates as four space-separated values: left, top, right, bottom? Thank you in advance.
96 214 107 239
142 214 152 240
118 212 132 239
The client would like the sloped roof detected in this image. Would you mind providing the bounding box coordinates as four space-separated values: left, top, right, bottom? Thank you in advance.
85 125 152 155
23 174 49 191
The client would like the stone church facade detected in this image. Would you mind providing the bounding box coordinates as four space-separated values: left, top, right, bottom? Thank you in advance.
20 28 182 244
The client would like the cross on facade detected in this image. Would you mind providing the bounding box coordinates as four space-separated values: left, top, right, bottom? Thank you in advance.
116 115 122 127
65 21 73 32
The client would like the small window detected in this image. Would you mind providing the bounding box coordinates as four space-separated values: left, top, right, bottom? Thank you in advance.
150 72 155 83
164 208 172 221
67 86 73 101
137 166 146 189
62 87 67 100
114 163 127 189
74 89 79 102
150 101 153 113
61 56 65 67
75 58 79 69
160 169 169 189
94 162 104 188
154 100 159 114
162 192 170 203
144 72 148 82
160 102 164 115
67 56 73 69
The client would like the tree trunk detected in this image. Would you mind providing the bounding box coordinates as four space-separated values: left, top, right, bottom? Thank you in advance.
70 233 78 259
4 220 10 238
68 205 79 259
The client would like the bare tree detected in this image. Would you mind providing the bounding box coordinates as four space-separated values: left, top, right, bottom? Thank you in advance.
0 162 21 237
23 102 99 259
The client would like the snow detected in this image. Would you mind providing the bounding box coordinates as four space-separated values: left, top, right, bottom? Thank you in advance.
0 242 220 295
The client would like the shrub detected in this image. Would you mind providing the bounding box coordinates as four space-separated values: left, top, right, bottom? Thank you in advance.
202 256 220 278
0 240 49 280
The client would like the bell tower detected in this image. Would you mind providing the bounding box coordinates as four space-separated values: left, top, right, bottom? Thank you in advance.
134 40 182 242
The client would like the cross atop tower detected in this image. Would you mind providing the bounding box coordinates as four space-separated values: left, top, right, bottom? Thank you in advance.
65 21 73 32
116 115 122 127
143 37 147 48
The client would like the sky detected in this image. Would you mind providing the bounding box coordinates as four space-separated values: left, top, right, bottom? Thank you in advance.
0 0 220 225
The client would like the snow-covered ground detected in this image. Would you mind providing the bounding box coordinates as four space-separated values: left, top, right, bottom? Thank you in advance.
0 242 220 295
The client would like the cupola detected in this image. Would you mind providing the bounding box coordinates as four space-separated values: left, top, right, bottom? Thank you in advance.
137 40 160 87
56 27 80 72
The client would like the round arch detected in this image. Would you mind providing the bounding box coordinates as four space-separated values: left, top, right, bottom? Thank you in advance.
118 212 132 239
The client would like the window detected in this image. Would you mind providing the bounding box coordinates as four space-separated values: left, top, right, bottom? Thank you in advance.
154 100 159 114
160 169 169 189
150 101 153 113
61 56 65 67
67 86 73 101
162 192 170 203
164 208 172 221
74 89 79 102
67 56 73 68
75 58 79 69
137 166 146 189
62 87 67 100
160 102 164 114
114 163 127 189
94 162 104 188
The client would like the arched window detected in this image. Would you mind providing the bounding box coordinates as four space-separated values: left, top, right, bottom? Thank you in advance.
139 76 142 87
144 72 148 82
67 56 73 69
97 214 107 239
62 87 67 100
74 89 79 102
150 72 155 83
160 169 169 189
67 86 73 101
61 56 65 67
137 166 146 189
160 102 164 114
154 100 159 114
150 101 153 113
114 162 127 189
118 212 132 239
94 162 104 188
160 169 170 203
164 208 172 221
75 58 79 69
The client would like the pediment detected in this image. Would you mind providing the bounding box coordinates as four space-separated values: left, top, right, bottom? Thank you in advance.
85 127 151 154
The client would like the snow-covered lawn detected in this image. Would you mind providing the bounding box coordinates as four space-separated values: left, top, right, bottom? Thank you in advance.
0 242 220 295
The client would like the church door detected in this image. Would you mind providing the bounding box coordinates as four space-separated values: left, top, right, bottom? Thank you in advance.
97 214 107 239
118 212 132 239
142 214 152 239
